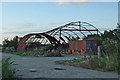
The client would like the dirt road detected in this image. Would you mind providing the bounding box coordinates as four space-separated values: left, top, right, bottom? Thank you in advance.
2 52 118 78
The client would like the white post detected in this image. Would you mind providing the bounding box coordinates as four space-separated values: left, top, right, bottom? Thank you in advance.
98 46 103 58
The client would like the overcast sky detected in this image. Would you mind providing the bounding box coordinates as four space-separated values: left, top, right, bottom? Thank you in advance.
1 1 118 44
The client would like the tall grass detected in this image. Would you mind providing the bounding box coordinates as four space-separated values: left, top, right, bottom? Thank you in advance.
2 57 15 79
89 54 118 72
56 53 118 73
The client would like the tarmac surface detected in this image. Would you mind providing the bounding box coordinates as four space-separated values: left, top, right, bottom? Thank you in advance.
2 52 119 79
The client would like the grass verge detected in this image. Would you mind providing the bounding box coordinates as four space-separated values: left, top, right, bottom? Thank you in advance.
8 50 64 57
56 55 118 72
56 58 91 69
9 52 29 57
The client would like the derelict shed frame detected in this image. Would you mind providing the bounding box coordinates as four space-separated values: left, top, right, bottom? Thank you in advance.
17 21 101 52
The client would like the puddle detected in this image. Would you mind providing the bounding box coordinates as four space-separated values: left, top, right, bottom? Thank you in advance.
13 63 18 65
29 69 37 72
34 77 46 79
54 68 66 70
17 74 24 76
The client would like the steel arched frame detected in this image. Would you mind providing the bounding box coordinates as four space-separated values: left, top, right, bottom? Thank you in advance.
17 21 101 51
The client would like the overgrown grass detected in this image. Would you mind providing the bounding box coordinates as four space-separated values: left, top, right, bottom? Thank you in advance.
2 57 15 79
56 57 91 69
89 54 118 72
8 47 64 57
9 52 29 57
8 48 41 57
56 54 118 72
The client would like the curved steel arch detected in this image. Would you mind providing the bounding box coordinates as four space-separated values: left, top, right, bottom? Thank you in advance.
17 21 101 51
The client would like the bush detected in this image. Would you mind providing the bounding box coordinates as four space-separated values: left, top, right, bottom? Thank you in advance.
2 57 15 79
102 38 118 56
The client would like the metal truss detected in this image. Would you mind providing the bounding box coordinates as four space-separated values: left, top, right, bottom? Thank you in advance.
17 21 101 51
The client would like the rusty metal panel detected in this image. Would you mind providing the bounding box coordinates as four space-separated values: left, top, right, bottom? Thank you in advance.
69 41 76 50
76 40 86 51
69 40 86 51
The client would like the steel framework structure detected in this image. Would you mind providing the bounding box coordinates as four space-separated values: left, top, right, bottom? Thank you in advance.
17 21 101 51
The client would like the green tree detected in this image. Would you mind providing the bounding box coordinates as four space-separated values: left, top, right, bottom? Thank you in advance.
2 36 19 49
